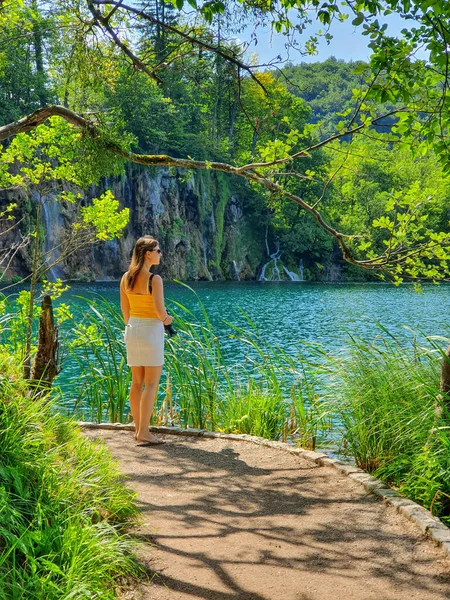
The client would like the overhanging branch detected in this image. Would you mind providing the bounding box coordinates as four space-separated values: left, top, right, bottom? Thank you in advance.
0 104 431 273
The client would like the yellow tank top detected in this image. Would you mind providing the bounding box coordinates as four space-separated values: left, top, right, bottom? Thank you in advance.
123 272 159 318
126 291 158 318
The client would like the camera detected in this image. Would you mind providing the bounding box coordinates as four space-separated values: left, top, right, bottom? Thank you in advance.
164 311 177 338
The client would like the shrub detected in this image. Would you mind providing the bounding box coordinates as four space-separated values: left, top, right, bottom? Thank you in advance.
0 355 140 599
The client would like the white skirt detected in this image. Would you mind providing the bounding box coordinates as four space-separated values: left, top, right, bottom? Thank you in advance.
124 317 164 367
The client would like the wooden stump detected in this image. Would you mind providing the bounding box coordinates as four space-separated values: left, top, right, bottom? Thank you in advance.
31 294 59 388
440 345 450 397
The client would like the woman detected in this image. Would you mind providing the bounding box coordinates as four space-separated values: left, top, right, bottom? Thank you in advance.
120 236 174 445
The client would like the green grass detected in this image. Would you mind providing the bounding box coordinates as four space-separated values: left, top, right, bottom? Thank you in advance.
322 328 450 523
0 355 141 599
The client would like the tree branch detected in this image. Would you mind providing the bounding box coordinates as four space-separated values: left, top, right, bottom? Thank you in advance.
237 108 408 172
91 0 268 92
86 0 163 84
0 104 441 274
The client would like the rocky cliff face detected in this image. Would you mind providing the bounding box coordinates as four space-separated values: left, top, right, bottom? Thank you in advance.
1 164 266 282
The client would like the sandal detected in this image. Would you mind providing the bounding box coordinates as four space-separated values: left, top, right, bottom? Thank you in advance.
136 438 165 446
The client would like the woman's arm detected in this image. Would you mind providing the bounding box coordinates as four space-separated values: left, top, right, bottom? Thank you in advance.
151 275 174 324
120 275 130 324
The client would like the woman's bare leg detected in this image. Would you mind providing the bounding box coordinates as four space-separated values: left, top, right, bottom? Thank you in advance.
136 366 163 442
130 366 144 436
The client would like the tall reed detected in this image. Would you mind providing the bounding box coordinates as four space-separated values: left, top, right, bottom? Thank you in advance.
163 297 228 430
216 313 331 445
322 327 450 521
65 287 330 448
67 296 130 423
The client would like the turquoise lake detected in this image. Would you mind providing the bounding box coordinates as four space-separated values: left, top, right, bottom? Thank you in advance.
16 279 447 418
59 279 450 362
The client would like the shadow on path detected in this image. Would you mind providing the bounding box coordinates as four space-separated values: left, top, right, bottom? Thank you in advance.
88 431 450 600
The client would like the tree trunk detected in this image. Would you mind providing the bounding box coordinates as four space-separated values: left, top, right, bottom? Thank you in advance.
440 345 450 399
251 128 258 159
228 90 238 146
24 200 41 380
215 18 222 149
160 0 165 57
31 294 59 388
32 0 48 108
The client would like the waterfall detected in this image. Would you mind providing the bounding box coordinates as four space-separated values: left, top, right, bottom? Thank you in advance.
283 266 301 281
201 233 213 280
231 260 240 281
258 241 282 281
259 239 305 282
259 262 268 281
273 256 281 279
39 194 65 282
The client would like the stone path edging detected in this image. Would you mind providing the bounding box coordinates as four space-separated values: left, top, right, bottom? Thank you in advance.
78 421 450 556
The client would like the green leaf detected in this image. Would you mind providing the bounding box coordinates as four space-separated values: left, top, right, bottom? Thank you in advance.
352 12 364 26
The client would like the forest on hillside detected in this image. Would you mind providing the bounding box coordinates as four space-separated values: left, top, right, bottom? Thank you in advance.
1 1 450 282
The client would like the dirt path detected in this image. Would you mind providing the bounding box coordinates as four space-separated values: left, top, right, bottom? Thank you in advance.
86 429 450 600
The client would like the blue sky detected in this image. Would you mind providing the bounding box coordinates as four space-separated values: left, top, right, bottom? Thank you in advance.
236 11 417 65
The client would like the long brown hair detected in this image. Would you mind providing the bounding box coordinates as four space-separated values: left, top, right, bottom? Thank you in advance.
126 236 159 291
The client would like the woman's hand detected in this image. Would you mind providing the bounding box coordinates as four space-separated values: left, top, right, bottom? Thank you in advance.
163 314 174 325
